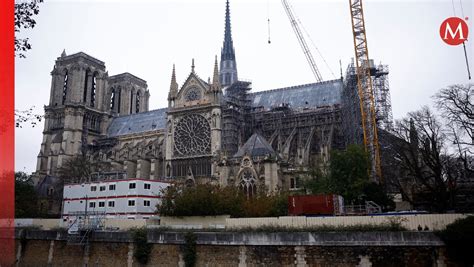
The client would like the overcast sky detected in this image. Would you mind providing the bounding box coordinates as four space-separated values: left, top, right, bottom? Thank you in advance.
15 0 473 173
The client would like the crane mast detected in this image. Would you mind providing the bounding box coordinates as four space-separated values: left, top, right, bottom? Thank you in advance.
348 0 382 181
282 0 323 83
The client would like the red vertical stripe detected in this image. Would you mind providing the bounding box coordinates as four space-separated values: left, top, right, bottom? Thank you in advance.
0 0 15 265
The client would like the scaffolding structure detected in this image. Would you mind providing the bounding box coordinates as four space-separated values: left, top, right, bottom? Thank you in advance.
342 62 364 147
373 64 393 132
342 59 393 165
221 81 252 157
221 79 345 171
250 105 344 168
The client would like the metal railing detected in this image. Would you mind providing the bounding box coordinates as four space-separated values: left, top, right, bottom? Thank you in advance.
345 201 382 215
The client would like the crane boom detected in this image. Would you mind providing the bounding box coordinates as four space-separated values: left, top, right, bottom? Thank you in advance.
282 0 323 83
348 0 382 181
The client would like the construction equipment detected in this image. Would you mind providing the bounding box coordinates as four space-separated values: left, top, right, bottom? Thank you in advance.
348 0 382 181
281 0 323 82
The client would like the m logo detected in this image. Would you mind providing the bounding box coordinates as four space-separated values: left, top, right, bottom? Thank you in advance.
440 17 469 46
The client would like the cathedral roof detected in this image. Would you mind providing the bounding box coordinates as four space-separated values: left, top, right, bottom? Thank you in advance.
249 79 342 111
109 72 148 89
107 108 167 137
233 133 278 159
56 51 106 70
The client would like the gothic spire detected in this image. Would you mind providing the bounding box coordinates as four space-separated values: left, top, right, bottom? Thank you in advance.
61 49 67 57
212 56 219 86
221 0 235 61
168 64 178 100
219 0 238 86
211 56 222 102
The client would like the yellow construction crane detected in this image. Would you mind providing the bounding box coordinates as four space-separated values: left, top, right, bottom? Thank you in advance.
348 0 382 181
280 0 382 180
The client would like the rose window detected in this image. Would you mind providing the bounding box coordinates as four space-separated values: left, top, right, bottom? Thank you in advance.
174 114 211 156
184 88 201 102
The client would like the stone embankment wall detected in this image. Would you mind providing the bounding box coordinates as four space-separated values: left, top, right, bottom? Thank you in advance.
15 230 456 267
15 213 471 231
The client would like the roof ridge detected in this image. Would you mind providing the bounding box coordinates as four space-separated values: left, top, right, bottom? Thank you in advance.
58 51 105 66
109 72 148 84
249 79 341 95
112 108 168 119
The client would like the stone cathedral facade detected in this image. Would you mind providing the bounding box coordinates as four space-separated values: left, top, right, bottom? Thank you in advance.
35 0 350 214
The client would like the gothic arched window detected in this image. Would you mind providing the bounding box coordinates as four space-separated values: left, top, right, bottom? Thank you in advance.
239 169 257 198
83 70 89 103
166 164 171 177
117 88 121 113
90 73 97 107
62 70 68 104
130 90 134 114
110 88 116 110
136 91 140 113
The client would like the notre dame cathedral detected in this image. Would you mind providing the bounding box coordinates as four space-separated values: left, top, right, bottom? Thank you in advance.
34 0 393 214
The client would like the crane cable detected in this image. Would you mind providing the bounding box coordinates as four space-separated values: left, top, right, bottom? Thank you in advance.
287 1 337 79
452 0 471 79
459 0 471 79
267 0 271 44
459 0 465 18
298 16 337 80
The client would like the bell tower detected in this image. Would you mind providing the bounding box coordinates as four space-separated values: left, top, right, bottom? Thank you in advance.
36 51 110 176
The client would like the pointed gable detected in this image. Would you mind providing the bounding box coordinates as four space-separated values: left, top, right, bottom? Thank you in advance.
178 71 209 95
233 133 278 159
173 67 213 108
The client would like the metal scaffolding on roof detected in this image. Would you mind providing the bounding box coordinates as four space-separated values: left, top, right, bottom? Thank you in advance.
373 64 393 132
342 59 393 179
222 81 252 157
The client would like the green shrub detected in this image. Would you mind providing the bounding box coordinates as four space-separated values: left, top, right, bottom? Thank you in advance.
130 227 152 265
437 216 474 265
157 184 288 218
182 232 197 267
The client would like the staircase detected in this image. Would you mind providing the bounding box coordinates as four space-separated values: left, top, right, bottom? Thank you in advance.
67 229 91 245
365 201 382 214
66 211 105 246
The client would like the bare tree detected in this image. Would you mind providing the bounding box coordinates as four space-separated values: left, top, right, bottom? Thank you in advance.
15 1 45 127
15 106 43 128
15 0 43 58
434 84 473 171
57 153 111 184
390 107 457 212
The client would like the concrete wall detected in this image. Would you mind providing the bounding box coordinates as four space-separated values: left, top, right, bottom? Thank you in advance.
14 230 460 267
15 219 62 230
15 213 471 231
104 219 148 230
226 213 472 231
160 215 229 229
15 218 149 231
